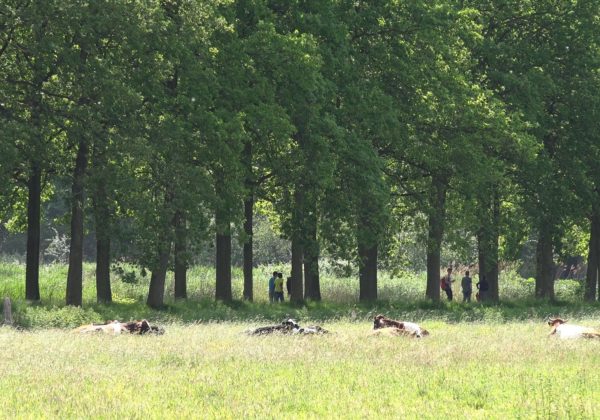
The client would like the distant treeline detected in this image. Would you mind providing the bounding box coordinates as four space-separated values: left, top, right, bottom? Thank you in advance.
1 1 599 307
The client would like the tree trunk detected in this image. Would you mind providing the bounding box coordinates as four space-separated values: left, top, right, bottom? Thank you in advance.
66 140 88 306
243 196 253 301
93 179 112 304
358 242 377 301
146 242 171 308
303 210 320 301
290 189 304 303
215 210 232 301
425 174 447 301
174 211 187 300
242 140 254 301
584 210 600 301
290 237 304 303
535 221 555 299
95 235 111 303
477 188 500 302
25 163 41 301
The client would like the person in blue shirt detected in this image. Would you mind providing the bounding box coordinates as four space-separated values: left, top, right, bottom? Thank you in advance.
268 272 277 303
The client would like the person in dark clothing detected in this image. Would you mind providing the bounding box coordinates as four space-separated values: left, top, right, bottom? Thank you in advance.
441 267 454 301
268 271 277 303
461 270 473 303
476 275 489 302
286 276 292 297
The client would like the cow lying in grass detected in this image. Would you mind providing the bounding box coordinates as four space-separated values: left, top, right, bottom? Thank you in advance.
373 314 429 338
248 319 328 335
547 318 600 339
74 319 164 335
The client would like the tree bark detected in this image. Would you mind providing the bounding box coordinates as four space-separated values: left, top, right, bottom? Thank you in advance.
290 189 305 303
66 140 88 307
584 210 600 301
93 178 112 304
146 242 171 308
243 196 254 301
477 188 500 302
25 163 41 301
425 174 448 301
303 210 320 301
241 140 254 301
535 221 555 299
174 211 187 299
358 242 377 302
290 237 304 303
215 210 232 301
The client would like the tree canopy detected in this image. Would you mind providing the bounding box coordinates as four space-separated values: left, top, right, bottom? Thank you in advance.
1 0 599 305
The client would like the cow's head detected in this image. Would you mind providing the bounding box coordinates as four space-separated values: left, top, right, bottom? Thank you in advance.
373 314 386 329
548 317 566 327
282 319 299 329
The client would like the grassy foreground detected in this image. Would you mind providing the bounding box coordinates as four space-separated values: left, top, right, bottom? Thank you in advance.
2 321 600 419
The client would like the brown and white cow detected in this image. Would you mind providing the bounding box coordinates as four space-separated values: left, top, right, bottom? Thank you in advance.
373 314 429 338
547 318 600 339
74 319 164 335
248 319 328 335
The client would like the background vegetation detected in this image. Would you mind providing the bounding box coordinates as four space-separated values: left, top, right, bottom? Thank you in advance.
2 0 600 309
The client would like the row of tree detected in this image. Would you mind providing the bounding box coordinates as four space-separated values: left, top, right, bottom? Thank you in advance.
1 0 600 307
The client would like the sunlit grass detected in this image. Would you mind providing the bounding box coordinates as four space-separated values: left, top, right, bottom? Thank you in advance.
1 321 600 418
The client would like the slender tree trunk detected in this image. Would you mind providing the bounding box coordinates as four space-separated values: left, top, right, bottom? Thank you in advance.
425 174 447 301
243 196 254 301
358 242 377 302
303 210 320 301
477 230 486 296
477 189 500 302
95 234 111 303
291 237 304 303
174 211 187 300
290 189 304 303
242 140 254 301
584 210 600 301
25 57 45 302
215 210 232 301
242 197 253 300
535 221 555 299
66 140 88 306
25 163 41 301
93 178 112 303
147 242 171 308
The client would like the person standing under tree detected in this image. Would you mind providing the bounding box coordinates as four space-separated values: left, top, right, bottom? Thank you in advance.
441 267 454 301
461 270 472 303
274 272 284 302
477 275 489 302
268 271 277 303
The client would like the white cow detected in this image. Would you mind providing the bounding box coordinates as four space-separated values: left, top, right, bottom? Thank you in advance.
547 318 600 339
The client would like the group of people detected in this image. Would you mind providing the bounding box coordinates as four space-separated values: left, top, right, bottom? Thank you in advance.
441 267 489 302
268 267 490 303
268 271 292 303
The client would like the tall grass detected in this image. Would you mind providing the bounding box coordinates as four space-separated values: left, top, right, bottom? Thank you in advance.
1 262 598 328
1 322 600 418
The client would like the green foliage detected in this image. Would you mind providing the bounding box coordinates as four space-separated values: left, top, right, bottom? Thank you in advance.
2 0 600 305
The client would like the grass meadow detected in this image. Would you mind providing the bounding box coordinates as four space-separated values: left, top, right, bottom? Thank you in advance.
2 261 600 418
2 322 600 419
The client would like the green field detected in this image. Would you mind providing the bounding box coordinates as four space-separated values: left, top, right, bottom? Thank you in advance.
2 263 600 418
2 321 600 419
0 262 596 328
